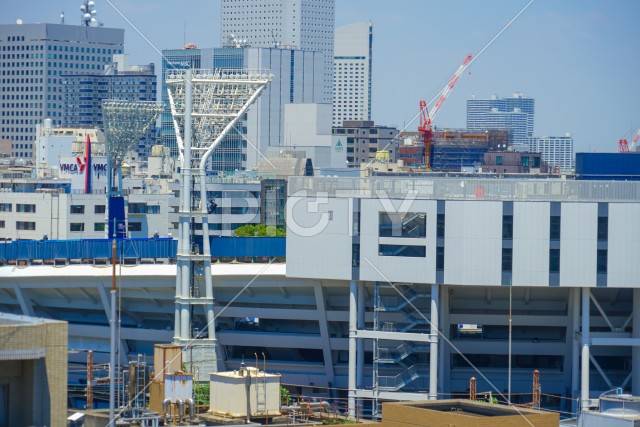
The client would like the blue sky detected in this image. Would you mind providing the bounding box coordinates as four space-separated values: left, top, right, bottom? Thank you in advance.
4 0 640 153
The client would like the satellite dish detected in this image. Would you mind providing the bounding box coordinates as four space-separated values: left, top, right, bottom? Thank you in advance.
16 18 23 25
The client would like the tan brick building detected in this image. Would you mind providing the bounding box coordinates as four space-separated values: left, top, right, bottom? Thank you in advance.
0 313 68 427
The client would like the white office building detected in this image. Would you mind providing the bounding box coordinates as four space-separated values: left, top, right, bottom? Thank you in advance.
529 134 575 172
333 21 373 127
220 0 335 104
0 23 124 159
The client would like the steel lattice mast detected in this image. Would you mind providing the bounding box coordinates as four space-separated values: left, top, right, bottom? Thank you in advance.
102 100 162 197
166 68 272 378
101 100 161 425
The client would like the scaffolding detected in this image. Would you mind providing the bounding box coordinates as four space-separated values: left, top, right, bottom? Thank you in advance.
166 68 272 379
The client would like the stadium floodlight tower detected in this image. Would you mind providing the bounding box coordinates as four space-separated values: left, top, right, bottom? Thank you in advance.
101 100 162 237
101 100 161 425
166 68 272 378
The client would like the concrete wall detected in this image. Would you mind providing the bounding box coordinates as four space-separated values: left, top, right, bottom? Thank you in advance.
0 316 67 427
286 195 640 288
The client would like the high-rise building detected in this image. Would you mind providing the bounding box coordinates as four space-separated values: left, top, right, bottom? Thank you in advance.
529 134 574 172
160 46 324 171
0 23 124 159
219 0 335 104
333 21 373 127
62 55 157 160
467 92 534 149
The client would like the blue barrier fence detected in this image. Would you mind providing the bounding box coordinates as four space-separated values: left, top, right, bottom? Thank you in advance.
0 237 286 262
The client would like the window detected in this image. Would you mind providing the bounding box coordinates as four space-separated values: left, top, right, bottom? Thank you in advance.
597 249 607 274
502 215 513 239
70 205 85 214
128 203 146 214
379 244 426 258
379 212 426 238
16 204 35 213
532 157 540 168
549 249 560 273
94 222 105 232
147 205 160 214
70 223 84 232
502 248 513 272
16 221 35 230
128 222 142 232
437 213 445 239
0 203 11 212
496 155 503 165
436 246 444 270
550 216 561 240
597 217 608 241
0 220 4 228
521 156 529 167
95 205 106 214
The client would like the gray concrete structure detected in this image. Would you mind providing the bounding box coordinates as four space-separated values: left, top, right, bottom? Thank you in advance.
0 23 124 159
286 176 640 415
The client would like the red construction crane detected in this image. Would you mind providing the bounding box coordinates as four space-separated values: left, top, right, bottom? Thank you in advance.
631 128 640 151
618 128 640 152
619 139 630 152
419 53 472 169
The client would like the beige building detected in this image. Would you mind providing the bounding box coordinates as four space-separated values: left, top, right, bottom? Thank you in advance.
363 400 559 427
0 313 68 427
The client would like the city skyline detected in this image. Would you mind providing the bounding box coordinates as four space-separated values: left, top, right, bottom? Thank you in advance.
2 0 639 154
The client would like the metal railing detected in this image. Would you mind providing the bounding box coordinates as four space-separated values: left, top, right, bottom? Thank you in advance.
289 176 640 203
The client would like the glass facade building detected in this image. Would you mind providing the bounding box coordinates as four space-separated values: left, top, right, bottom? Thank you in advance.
220 0 335 104
0 23 124 158
467 93 534 150
61 59 156 160
161 46 323 171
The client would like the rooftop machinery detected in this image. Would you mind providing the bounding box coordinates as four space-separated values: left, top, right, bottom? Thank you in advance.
418 53 472 169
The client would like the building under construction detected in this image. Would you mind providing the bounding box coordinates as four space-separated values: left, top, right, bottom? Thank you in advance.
430 129 510 171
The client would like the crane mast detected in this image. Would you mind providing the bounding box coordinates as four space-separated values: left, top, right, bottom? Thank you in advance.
419 53 472 169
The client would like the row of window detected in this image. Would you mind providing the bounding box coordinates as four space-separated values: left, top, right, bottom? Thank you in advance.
0 203 35 213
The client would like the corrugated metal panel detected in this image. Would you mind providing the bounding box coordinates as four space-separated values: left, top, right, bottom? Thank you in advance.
576 153 640 181
0 237 285 261
0 348 46 360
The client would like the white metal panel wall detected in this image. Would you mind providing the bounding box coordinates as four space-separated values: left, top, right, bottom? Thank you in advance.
444 201 502 286
560 203 597 286
286 196 352 280
608 203 640 288
512 202 550 286
358 198 436 284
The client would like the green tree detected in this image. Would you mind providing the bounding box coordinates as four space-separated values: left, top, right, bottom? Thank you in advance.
233 224 285 237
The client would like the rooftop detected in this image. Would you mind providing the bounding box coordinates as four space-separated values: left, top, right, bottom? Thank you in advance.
288 176 640 203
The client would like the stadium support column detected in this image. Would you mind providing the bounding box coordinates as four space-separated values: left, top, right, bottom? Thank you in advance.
571 288 580 414
348 280 357 418
178 70 193 343
633 289 640 395
581 288 590 410
357 282 365 389
429 284 439 400
200 167 217 370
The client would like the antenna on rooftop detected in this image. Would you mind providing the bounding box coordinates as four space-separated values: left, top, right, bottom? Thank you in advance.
80 0 97 27
60 12 65 25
